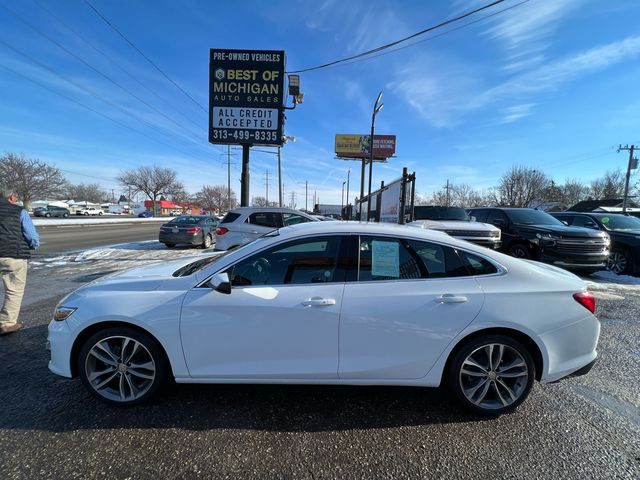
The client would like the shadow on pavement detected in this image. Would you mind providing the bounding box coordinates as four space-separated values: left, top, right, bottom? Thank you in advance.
0 324 486 434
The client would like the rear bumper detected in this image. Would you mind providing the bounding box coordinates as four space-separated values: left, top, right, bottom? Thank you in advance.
159 232 202 245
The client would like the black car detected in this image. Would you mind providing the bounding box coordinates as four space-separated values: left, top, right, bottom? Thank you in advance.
468 207 610 274
551 212 640 275
159 215 218 249
33 206 70 218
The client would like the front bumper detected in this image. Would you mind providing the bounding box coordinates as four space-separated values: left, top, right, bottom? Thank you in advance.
47 319 74 378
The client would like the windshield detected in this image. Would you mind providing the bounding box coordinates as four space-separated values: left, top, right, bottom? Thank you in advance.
506 209 564 226
169 216 204 224
597 214 640 231
414 206 470 221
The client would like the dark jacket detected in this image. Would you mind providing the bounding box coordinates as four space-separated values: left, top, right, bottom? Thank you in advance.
0 199 31 259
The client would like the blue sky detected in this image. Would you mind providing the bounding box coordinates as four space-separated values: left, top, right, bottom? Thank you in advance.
1 0 640 205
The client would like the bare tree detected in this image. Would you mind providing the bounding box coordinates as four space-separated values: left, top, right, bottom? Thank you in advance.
588 169 625 199
252 196 278 207
117 165 180 216
0 153 67 209
66 183 107 204
196 185 237 213
559 178 587 207
165 181 191 204
451 183 484 207
497 166 549 207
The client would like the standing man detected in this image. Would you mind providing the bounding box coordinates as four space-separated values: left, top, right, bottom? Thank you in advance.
0 186 39 335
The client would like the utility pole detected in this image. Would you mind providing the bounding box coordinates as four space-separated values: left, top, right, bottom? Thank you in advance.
618 144 638 213
305 180 308 211
444 179 451 206
289 191 297 209
346 168 351 209
277 147 283 207
264 169 271 204
227 145 232 210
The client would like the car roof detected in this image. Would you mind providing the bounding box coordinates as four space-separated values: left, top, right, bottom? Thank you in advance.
229 207 315 215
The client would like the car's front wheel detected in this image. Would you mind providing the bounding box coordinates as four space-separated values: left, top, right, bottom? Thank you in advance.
508 243 531 259
608 249 631 275
448 335 535 415
201 234 213 249
78 327 168 406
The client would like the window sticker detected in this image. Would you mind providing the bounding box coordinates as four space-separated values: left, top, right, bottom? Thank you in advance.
601 217 609 223
371 240 400 278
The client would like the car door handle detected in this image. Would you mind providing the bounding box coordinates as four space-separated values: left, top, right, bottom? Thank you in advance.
435 294 467 304
302 297 336 306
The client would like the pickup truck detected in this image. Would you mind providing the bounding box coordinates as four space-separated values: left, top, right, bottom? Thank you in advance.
408 206 501 249
76 207 104 216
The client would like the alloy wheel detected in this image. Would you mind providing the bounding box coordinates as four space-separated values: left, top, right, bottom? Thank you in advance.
510 246 528 259
607 251 628 275
459 343 529 410
85 336 156 402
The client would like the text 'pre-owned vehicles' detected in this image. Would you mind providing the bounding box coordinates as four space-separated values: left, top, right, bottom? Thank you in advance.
551 212 640 275
48 222 600 415
214 207 319 251
469 207 610 274
159 215 219 249
409 206 501 249
33 206 70 218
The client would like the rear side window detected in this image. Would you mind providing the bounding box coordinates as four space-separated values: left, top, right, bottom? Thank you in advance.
358 236 469 281
457 250 498 276
220 212 241 224
283 213 312 226
248 212 281 228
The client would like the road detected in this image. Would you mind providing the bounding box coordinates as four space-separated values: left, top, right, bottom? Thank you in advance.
0 246 638 479
36 221 165 254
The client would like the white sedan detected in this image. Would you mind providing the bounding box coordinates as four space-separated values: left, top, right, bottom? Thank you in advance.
47 222 600 414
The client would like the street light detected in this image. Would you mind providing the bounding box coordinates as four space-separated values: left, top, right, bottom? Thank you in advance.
367 91 384 221
341 180 346 218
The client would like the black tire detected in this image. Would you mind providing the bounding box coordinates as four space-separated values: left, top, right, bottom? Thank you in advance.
164 243 176 248
607 249 631 275
448 334 535 415
84 212 89 216
99 212 103 215
201 234 213 249
508 243 531 259
77 327 168 406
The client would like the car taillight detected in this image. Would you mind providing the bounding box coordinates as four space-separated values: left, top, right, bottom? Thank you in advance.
185 227 201 234
573 291 596 314
215 227 228 235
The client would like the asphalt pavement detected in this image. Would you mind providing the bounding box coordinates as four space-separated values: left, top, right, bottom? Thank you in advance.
0 261 638 479
36 221 165 254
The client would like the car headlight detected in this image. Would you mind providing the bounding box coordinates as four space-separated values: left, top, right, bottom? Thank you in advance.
53 307 77 321
535 233 560 241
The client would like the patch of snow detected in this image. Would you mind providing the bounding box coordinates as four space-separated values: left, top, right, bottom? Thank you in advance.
32 217 173 226
588 270 640 286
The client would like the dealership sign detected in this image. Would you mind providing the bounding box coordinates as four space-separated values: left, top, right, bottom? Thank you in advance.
335 134 396 160
209 49 285 146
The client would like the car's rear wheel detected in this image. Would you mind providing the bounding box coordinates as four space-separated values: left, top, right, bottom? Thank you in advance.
448 335 535 415
608 249 630 275
45 213 51 218
63 213 69 218
202 234 213 249
84 212 89 216
508 243 530 259
78 327 167 406
164 243 175 248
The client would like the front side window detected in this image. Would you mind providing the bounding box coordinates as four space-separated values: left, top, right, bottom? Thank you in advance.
227 236 347 286
248 212 281 228
358 236 468 281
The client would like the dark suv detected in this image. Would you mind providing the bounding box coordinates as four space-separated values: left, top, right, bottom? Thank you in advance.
468 207 610 273
550 212 640 275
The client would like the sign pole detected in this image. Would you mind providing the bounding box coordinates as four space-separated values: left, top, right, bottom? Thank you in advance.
241 144 250 207
359 158 366 213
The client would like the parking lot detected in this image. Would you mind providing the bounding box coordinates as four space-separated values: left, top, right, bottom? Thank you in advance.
0 242 638 479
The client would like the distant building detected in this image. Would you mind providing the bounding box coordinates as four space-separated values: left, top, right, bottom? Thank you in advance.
569 199 640 212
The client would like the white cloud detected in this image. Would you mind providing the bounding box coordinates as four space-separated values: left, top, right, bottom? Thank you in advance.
389 35 640 127
499 103 535 123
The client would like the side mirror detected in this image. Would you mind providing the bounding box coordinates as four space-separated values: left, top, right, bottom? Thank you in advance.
584 221 597 229
561 220 569 226
470 216 476 222
210 272 231 294
493 218 506 227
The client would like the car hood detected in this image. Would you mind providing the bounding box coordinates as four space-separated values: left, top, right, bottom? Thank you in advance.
74 255 211 294
515 223 606 238
409 220 499 232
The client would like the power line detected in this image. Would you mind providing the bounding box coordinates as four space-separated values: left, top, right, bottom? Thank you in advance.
82 0 207 113
307 1 529 73
0 38 213 160
0 1 204 143
30 0 205 134
287 0 506 74
0 62 212 167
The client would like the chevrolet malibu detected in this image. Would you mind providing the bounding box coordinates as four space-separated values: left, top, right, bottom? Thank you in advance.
47 222 599 414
